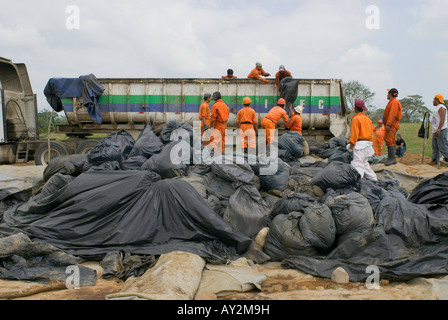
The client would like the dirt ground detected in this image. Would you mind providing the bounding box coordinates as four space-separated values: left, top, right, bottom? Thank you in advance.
6 261 445 301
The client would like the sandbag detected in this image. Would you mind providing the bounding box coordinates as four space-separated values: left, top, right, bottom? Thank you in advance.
223 184 270 238
311 161 361 192
279 78 299 110
328 147 353 164
211 158 255 185
141 141 189 178
103 130 135 160
106 251 205 300
324 192 375 243
121 156 148 171
87 140 122 165
271 192 318 218
195 258 266 298
256 159 290 192
263 212 318 261
329 137 349 149
160 121 194 145
299 203 336 249
43 154 87 182
128 125 164 158
279 131 305 157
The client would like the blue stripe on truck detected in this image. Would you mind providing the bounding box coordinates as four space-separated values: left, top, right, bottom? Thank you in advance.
62 103 342 114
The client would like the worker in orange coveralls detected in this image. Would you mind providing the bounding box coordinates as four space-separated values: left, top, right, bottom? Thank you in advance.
285 105 303 135
373 120 385 156
261 98 292 145
210 91 230 155
275 65 293 91
348 100 377 181
199 93 212 146
236 97 258 150
222 69 237 79
383 88 403 166
248 62 271 83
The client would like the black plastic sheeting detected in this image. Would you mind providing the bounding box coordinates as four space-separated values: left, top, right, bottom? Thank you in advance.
2 171 252 263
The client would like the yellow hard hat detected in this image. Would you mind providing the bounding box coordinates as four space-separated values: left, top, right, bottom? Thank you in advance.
243 97 252 105
435 94 445 104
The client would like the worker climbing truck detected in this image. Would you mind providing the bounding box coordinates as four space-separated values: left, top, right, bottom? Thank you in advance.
0 57 351 165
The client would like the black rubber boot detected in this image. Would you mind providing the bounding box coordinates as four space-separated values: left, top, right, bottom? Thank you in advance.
385 146 397 166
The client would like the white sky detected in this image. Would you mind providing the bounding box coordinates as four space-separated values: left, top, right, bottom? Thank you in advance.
1 0 447 113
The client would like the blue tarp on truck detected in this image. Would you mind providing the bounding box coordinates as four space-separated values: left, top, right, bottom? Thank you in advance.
44 74 105 124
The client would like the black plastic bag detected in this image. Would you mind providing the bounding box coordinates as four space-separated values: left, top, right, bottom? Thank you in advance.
279 131 305 157
223 184 270 238
324 191 375 243
255 159 290 192
43 154 87 182
121 156 148 171
87 140 122 165
128 125 164 158
263 212 319 261
311 161 361 192
141 141 189 179
271 192 318 218
160 121 194 145
408 172 448 207
299 204 336 249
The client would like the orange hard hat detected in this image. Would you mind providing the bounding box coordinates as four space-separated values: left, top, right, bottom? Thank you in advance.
378 120 383 124
243 97 252 105
278 98 286 105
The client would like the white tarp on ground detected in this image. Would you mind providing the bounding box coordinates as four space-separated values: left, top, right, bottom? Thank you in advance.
373 163 448 191
0 165 46 195
106 251 206 300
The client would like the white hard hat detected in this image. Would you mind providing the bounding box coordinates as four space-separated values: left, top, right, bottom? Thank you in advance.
294 105 303 114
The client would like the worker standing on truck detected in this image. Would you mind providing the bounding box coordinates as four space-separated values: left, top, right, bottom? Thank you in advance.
384 88 403 166
199 93 212 145
222 69 237 79
373 120 385 156
348 100 377 181
210 91 230 155
275 65 292 91
236 97 258 151
261 98 292 145
431 94 448 165
248 62 270 83
285 105 303 135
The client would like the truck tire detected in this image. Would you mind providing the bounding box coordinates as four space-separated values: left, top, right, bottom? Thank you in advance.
75 140 100 155
34 142 69 166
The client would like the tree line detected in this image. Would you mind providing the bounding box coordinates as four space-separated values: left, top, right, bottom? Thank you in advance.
37 109 68 133
344 80 431 123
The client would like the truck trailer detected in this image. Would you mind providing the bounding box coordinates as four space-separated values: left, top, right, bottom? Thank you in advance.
0 57 351 165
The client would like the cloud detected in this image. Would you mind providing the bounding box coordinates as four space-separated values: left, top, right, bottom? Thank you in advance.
326 44 394 108
412 0 448 40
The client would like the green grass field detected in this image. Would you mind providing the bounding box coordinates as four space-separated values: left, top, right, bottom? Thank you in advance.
390 122 433 157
